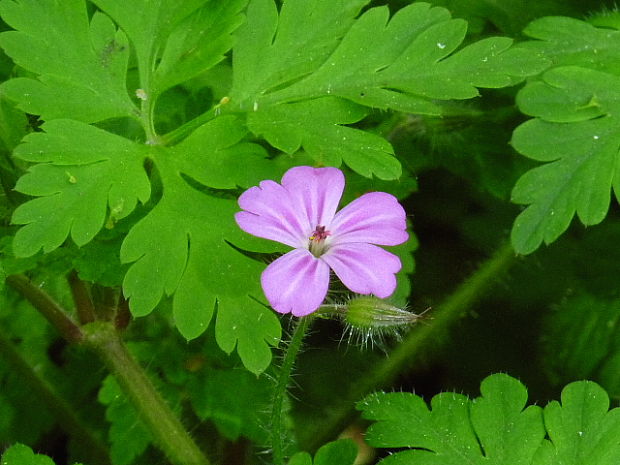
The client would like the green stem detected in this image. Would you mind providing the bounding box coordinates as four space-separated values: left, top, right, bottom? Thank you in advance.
83 321 211 465
6 274 83 343
161 107 219 146
272 316 314 465
67 270 96 324
306 241 516 451
0 332 111 465
160 96 237 146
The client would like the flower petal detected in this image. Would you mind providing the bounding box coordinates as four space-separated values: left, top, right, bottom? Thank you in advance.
330 192 408 246
322 243 402 298
281 166 345 229
236 180 308 247
261 248 330 316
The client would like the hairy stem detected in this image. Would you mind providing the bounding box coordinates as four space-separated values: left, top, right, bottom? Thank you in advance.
83 321 211 465
0 332 111 465
8 274 209 465
271 316 314 465
306 241 516 451
6 274 83 343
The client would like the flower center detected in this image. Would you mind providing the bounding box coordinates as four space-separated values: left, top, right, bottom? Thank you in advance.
308 225 331 257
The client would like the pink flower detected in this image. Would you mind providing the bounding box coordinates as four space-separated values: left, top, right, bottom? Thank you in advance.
235 166 408 316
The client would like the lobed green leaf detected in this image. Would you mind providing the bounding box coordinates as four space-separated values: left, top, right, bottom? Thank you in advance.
0 443 81 465
231 0 546 179
98 375 152 465
542 381 620 464
288 440 358 465
92 0 246 99
511 66 620 254
359 373 545 464
11 120 150 257
519 16 620 74
120 150 281 374
248 97 401 179
0 0 136 123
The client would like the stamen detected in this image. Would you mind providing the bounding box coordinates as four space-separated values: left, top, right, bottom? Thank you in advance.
309 225 331 257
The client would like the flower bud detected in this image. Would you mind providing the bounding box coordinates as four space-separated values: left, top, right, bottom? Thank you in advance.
318 296 425 348
345 296 421 329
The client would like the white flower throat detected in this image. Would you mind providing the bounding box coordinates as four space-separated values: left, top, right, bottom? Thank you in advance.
308 225 331 257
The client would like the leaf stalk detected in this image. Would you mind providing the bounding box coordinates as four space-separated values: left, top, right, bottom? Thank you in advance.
6 274 84 343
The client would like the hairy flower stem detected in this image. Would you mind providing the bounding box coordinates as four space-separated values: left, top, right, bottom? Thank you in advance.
306 241 516 451
271 315 314 465
0 332 111 465
83 321 211 465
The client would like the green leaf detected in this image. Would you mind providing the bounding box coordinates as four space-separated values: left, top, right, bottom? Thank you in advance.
0 0 136 123
0 443 68 465
510 66 620 254
234 1 545 109
8 114 280 372
11 120 150 257
288 440 357 465
0 96 28 153
120 156 280 374
359 373 545 464
248 97 401 179
542 291 620 398
519 16 620 74
151 0 247 96
274 8 543 106
73 236 127 287
92 0 246 99
231 0 368 104
188 367 272 441
231 0 545 179
176 115 274 189
98 375 152 465
543 381 620 464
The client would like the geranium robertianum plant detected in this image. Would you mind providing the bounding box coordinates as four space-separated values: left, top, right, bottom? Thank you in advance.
3 1 620 465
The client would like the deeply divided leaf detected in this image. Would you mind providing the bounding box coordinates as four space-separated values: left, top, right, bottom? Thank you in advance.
11 120 150 257
359 373 545 464
511 66 620 254
0 0 136 123
359 374 620 465
230 0 545 179
248 97 400 180
519 16 620 74
91 0 247 98
119 163 280 373
9 115 282 373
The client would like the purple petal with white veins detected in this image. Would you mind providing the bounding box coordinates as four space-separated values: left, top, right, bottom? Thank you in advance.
261 248 330 316
236 180 308 247
322 243 402 298
282 166 345 229
330 192 408 246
